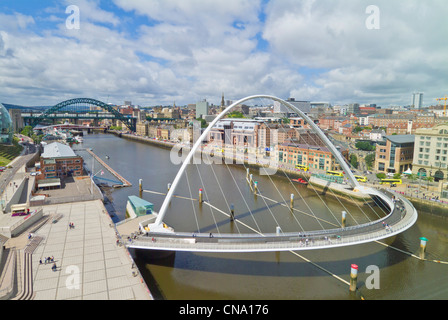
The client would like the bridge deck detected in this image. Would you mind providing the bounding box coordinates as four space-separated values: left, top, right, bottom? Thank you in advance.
119 190 417 252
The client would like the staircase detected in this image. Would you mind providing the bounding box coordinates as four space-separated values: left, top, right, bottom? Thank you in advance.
12 236 43 300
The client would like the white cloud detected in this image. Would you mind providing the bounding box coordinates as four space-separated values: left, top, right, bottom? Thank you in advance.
262 0 448 106
0 0 447 108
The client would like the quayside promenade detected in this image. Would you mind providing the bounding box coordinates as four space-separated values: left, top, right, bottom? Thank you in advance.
0 149 152 300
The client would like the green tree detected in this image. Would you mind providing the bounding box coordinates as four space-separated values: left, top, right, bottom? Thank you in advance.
196 118 207 128
350 154 359 169
227 111 245 118
21 125 34 137
355 141 375 151
364 153 375 169
376 173 386 179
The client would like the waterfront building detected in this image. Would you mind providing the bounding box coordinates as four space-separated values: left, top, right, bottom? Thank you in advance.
136 121 149 136
412 123 448 181
0 103 13 144
374 135 415 174
40 142 83 179
278 142 348 171
231 120 260 149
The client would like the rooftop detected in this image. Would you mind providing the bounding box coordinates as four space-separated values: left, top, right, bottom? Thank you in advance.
41 142 78 159
385 134 415 144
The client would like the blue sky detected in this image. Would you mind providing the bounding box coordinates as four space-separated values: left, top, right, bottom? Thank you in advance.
0 0 447 107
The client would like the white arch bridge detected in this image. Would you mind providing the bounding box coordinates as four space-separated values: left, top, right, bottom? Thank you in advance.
117 95 418 252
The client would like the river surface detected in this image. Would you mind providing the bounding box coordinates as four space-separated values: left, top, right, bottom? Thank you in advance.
78 132 448 300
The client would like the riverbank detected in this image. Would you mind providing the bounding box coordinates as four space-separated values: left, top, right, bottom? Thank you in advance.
0 149 152 300
78 131 448 300
110 130 448 218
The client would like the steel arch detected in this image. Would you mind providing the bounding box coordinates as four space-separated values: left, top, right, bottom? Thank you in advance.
151 95 361 229
32 98 136 131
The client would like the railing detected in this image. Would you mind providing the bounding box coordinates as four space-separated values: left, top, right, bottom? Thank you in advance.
125 186 418 253
0 249 16 299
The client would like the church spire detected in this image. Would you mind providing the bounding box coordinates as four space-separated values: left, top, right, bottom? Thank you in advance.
220 92 225 111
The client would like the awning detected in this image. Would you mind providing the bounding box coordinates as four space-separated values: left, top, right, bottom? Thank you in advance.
38 178 61 188
403 168 412 175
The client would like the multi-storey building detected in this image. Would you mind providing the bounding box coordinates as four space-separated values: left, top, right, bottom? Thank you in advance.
40 142 83 179
412 123 448 181
136 121 148 136
278 142 348 171
318 116 346 131
374 135 414 174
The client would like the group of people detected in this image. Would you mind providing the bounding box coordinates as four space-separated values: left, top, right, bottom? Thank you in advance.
68 222 75 229
39 256 58 271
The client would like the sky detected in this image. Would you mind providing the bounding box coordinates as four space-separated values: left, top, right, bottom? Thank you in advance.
0 0 447 108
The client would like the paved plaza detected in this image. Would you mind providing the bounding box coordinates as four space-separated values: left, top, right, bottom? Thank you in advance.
30 200 152 300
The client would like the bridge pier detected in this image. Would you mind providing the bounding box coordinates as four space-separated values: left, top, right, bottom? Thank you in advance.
139 179 143 198
349 264 358 292
419 237 428 260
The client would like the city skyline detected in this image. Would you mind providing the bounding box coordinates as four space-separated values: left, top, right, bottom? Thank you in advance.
0 0 447 108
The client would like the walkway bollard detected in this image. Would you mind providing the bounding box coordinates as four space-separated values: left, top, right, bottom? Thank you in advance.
139 179 143 198
199 188 203 203
249 174 253 185
254 181 258 194
290 194 294 209
230 203 235 221
342 211 347 228
246 168 250 179
349 264 358 292
419 237 428 260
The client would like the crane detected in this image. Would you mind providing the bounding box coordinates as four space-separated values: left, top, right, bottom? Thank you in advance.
437 96 447 117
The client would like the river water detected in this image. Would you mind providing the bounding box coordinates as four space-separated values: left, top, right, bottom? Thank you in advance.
79 132 448 300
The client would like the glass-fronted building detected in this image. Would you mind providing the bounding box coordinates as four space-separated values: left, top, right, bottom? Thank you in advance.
0 103 13 144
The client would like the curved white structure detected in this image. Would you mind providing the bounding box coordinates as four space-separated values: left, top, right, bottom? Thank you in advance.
149 95 361 231
130 95 418 252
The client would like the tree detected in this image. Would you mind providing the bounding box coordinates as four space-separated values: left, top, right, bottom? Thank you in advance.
350 154 359 169
364 153 375 169
196 118 207 128
21 126 34 137
227 111 244 118
407 173 418 182
376 173 386 179
355 141 375 151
